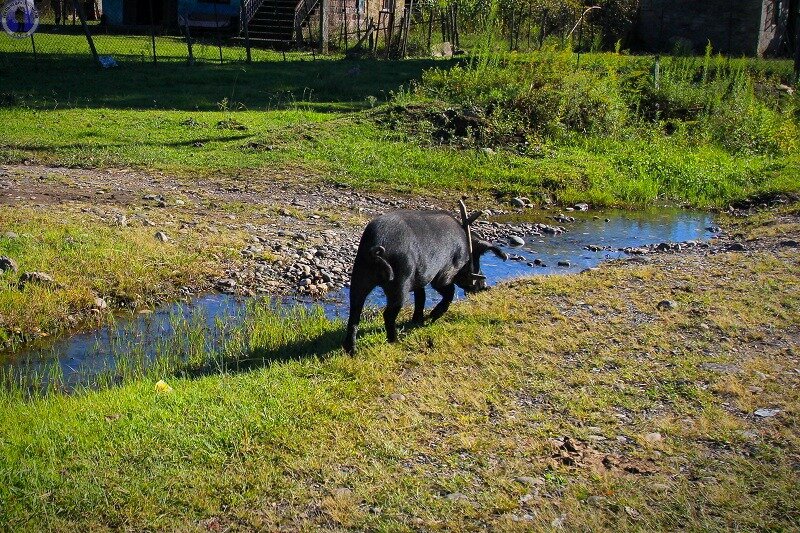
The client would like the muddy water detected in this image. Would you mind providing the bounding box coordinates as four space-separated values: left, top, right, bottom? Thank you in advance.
3 208 714 387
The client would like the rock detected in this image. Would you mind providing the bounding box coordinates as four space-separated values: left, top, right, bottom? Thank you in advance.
115 214 127 227
19 271 57 288
0 256 18 273
754 408 780 418
551 514 566 529
574 203 589 211
706 225 722 233
389 393 406 401
644 432 662 443
656 299 677 311
508 235 526 247
557 260 570 267
3 231 19 239
155 231 170 243
624 506 641 520
780 239 798 248
481 147 495 155
431 41 454 58
726 242 746 252
445 492 469 502
511 197 529 208
215 278 237 292
514 476 543 487
93 297 108 310
331 487 353 499
586 496 607 506
175 199 185 206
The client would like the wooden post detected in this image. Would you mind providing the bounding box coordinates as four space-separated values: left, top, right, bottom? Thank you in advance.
73 0 99 65
385 0 396 58
454 3 458 48
241 2 251 63
184 16 195 64
538 8 547 49
795 10 800 85
319 0 329 54
148 0 157 64
426 6 433 52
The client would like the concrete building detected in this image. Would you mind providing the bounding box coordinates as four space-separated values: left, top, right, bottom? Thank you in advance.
634 0 798 57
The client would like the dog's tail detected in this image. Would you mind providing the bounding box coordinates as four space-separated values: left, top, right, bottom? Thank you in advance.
370 246 395 282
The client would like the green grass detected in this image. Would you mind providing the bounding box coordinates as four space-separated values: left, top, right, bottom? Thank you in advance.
2 41 797 208
0 205 245 348
1 218 798 529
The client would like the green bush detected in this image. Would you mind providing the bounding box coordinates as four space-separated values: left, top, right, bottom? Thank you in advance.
421 48 629 137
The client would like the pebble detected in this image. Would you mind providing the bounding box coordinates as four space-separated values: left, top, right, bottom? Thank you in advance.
754 408 780 418
155 231 170 243
656 299 677 311
0 255 18 273
557 260 570 267
514 476 543 487
511 197 530 208
19 271 57 287
508 235 526 247
644 432 663 443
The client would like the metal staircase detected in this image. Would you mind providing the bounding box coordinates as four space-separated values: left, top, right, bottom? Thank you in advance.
240 0 320 47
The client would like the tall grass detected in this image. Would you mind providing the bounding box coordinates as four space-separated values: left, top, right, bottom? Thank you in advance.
420 43 797 156
1 300 343 400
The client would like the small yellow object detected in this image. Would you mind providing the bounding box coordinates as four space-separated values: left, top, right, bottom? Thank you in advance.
155 380 173 394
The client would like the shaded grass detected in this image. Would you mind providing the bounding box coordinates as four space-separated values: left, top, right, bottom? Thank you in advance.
1 214 798 529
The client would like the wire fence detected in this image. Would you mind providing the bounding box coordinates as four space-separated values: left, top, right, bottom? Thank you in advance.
0 0 591 70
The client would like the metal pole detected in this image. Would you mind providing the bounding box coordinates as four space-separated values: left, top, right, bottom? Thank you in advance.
73 0 99 65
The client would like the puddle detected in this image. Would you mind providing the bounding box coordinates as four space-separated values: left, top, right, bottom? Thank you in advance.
3 208 714 389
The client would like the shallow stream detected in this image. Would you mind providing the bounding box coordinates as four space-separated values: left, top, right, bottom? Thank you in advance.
3 208 715 388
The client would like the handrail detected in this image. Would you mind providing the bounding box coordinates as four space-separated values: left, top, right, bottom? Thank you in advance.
294 0 320 42
240 0 269 29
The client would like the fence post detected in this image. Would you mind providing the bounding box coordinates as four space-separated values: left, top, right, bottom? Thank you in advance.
149 0 157 64
241 3 252 62
538 8 547 49
184 15 195 64
213 0 223 64
319 0 329 53
794 10 800 85
73 0 100 65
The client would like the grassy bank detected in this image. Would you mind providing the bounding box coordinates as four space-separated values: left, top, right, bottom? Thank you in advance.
0 189 256 348
1 46 797 208
1 207 798 530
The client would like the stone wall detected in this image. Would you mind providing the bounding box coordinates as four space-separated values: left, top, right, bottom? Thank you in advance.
635 0 764 56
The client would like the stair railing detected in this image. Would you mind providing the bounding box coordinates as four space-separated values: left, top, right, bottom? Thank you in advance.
294 0 320 44
240 0 269 30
